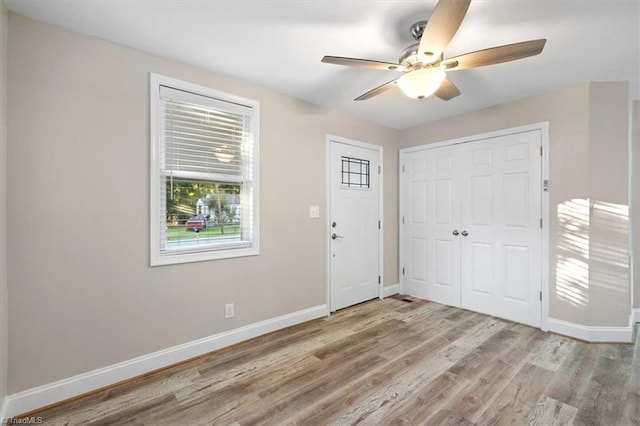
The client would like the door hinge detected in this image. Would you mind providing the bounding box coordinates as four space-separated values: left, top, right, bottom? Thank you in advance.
402 216 405 224
540 146 543 156
378 220 381 229
402 165 405 173
378 165 381 174
539 291 542 301
402 267 405 275
378 276 381 284
540 218 543 228
543 179 550 192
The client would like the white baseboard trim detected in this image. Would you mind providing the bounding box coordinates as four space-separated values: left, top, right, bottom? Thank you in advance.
382 283 400 298
547 316 634 343
0 396 8 421
5 304 328 417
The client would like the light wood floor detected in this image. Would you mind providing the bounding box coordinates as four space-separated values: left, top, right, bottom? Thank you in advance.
29 296 639 425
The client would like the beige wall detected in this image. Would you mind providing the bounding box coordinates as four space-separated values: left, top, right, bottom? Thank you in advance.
6 14 398 393
399 82 631 327
0 1 8 408
633 101 640 309
586 84 631 325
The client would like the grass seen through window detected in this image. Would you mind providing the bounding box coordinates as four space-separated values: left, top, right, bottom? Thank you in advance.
166 224 240 241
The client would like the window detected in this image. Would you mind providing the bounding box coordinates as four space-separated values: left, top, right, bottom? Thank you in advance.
150 73 259 265
341 156 370 188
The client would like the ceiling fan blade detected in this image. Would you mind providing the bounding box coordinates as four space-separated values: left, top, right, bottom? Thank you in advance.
434 78 461 100
322 56 406 71
354 79 398 101
442 39 547 70
419 0 471 61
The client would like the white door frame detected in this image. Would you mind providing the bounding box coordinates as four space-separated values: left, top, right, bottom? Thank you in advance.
399 122 550 331
326 135 384 312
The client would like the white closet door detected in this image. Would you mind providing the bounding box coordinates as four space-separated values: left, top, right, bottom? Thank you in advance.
459 131 542 327
401 128 542 328
403 145 461 306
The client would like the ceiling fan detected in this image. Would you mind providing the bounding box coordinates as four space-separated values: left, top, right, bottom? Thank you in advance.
321 0 546 101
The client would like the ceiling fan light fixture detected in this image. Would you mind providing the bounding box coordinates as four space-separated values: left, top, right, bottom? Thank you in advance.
214 145 234 163
397 68 446 100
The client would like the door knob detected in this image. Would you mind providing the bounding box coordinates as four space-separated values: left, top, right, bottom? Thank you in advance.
331 233 344 240
461 230 469 236
452 230 459 236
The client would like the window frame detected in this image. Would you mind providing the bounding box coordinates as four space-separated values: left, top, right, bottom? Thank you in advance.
149 73 260 266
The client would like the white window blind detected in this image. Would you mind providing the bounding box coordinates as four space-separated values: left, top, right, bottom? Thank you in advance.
150 75 259 266
159 86 253 182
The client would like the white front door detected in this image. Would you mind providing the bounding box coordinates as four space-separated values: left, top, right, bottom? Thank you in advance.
401 128 542 327
329 140 380 311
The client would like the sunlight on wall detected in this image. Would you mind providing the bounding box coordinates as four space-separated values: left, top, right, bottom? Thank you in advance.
556 199 590 308
590 201 629 296
556 199 629 310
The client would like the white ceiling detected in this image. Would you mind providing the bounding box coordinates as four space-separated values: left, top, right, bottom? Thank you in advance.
4 0 640 129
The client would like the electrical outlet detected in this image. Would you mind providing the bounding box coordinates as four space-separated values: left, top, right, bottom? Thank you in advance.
224 303 235 319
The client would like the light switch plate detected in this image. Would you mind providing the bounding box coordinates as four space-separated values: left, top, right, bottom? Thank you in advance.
309 205 320 218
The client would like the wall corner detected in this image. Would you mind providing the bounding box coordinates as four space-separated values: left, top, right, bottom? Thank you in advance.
0 0 9 416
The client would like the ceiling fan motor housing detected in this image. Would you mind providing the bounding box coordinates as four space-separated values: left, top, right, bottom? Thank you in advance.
410 20 427 41
399 43 443 67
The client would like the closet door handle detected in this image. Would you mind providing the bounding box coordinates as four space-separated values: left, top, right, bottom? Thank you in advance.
452 230 459 236
461 230 469 236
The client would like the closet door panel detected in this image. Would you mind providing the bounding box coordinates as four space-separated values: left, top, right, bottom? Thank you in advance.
460 131 542 327
403 146 461 306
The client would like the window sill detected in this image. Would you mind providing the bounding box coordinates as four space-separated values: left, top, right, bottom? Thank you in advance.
150 246 259 266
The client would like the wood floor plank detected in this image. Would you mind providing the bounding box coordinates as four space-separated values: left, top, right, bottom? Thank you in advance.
446 324 532 378
26 298 640 426
529 334 577 371
544 341 600 408
442 325 545 425
623 388 640 425
572 350 632 425
526 395 578 426
425 408 475 426
476 363 555 425
624 334 640 425
312 319 407 360
379 371 470 425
